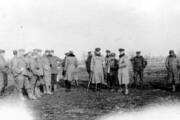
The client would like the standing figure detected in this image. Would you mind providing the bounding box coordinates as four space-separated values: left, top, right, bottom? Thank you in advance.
0 50 8 95
64 51 78 92
42 50 52 95
24 52 37 100
10 50 19 90
131 51 147 88
47 50 59 92
118 48 130 95
109 53 119 92
105 50 111 88
165 50 179 92
12 49 32 100
85 51 92 79
91 48 105 91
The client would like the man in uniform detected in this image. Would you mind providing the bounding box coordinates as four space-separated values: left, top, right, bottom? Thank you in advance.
9 50 19 90
131 51 147 88
47 50 59 92
24 51 37 100
109 53 119 92
105 50 111 88
42 50 52 94
32 49 46 97
85 51 92 79
165 50 180 92
0 50 8 95
12 49 32 100
91 48 106 91
118 48 130 95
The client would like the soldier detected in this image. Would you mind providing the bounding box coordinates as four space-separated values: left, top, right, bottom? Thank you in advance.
64 51 78 92
85 51 92 79
12 49 32 100
9 50 19 90
105 50 111 88
42 50 52 95
90 48 105 91
62 52 69 79
0 50 8 95
131 51 147 88
118 48 130 95
24 52 37 100
27 50 42 98
165 50 180 92
47 50 59 92
109 53 119 92
34 49 46 96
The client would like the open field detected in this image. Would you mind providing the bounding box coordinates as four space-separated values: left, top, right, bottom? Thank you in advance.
3 58 180 120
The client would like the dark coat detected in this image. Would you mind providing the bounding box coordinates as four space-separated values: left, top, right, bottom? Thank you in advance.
85 56 92 73
131 56 147 71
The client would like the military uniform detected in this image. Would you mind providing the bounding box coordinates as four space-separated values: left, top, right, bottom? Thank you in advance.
12 54 32 99
118 48 129 94
0 50 8 95
64 52 78 91
131 55 147 86
42 54 52 94
85 54 92 79
109 53 119 90
47 55 60 92
91 48 106 85
165 55 179 85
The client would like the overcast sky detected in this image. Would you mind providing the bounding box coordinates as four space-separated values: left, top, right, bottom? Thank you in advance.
0 0 180 59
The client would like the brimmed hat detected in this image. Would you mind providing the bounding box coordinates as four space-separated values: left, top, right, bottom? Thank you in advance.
95 48 101 52
169 50 174 54
111 53 116 57
118 48 125 52
106 50 111 53
136 51 141 54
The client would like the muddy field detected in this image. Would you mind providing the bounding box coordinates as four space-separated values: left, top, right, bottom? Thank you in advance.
3 61 180 120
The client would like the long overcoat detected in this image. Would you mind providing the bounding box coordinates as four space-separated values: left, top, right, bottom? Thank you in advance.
64 56 78 81
90 55 105 84
118 55 130 85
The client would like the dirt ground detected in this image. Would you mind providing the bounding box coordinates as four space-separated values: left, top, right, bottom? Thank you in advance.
25 81 180 120
3 67 180 120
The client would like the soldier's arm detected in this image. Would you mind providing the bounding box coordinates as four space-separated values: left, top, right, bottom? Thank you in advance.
142 57 148 68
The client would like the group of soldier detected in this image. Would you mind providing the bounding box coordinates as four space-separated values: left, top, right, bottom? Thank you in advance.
0 49 61 100
0 47 179 100
86 48 180 94
85 48 147 95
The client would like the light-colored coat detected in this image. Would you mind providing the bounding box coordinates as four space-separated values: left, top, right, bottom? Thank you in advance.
165 56 180 84
64 56 78 81
91 55 105 84
47 56 60 74
118 55 130 85
41 55 51 86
